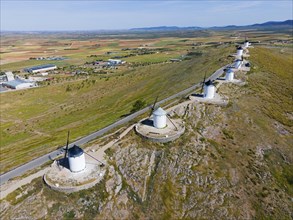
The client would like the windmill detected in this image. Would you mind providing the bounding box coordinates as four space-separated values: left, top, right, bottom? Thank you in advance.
63 130 104 168
64 130 70 159
244 35 250 48
199 73 216 99
149 96 159 118
149 96 178 130
166 113 178 131
236 46 243 57
200 73 207 95
225 68 234 81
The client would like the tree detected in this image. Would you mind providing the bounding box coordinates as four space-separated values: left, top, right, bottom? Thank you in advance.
130 100 146 113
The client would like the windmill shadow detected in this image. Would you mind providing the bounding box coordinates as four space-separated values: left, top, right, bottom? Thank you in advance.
190 93 204 98
190 73 207 98
57 157 70 170
141 118 153 127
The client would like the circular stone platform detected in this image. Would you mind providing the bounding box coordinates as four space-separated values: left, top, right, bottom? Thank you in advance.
44 159 105 193
135 117 185 143
189 93 228 106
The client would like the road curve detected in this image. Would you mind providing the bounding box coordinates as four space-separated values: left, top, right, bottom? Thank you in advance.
0 65 227 185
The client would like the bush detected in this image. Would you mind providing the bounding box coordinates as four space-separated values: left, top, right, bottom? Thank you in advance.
130 100 146 113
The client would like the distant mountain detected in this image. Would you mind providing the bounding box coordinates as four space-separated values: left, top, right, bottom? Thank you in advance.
251 19 292 27
130 20 292 32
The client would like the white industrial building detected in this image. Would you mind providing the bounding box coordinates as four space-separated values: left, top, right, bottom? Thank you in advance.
68 145 86 172
107 59 125 65
2 79 35 89
5 72 15 81
0 72 14 82
225 68 234 81
204 80 216 99
24 64 57 73
153 107 167 129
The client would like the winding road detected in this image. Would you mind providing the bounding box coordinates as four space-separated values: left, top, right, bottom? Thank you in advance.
0 65 227 185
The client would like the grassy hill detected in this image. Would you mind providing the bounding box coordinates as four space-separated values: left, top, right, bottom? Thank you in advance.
1 45 292 219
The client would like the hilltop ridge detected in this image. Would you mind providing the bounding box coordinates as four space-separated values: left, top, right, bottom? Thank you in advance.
1 45 292 220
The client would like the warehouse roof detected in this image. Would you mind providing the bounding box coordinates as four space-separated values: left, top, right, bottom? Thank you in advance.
24 64 56 71
2 79 32 87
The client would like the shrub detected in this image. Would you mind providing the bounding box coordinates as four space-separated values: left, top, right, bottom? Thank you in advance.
130 100 146 113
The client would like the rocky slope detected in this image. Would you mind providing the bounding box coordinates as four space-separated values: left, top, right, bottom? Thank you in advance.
1 46 292 219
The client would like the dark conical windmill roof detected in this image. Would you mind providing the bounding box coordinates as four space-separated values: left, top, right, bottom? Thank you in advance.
205 80 214 86
68 145 84 157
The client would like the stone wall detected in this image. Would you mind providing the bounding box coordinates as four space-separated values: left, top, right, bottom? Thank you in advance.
43 170 106 193
135 125 185 143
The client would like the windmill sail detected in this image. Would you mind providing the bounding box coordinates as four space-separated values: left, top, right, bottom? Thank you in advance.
166 114 178 131
64 130 70 159
200 73 206 94
149 96 159 117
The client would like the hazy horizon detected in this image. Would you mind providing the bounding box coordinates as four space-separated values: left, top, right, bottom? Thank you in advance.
1 0 293 31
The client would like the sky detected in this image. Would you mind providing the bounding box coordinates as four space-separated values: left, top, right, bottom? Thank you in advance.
1 0 292 31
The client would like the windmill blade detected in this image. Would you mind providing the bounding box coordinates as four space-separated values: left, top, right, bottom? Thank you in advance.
200 73 206 94
84 151 104 166
166 114 178 131
64 130 70 159
149 96 159 117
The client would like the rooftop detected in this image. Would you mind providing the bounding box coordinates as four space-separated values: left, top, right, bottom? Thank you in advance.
24 64 56 71
153 107 167 116
2 79 32 87
205 80 214 86
68 145 84 157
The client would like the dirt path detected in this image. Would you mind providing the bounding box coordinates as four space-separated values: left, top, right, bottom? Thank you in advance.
86 124 135 163
0 168 49 200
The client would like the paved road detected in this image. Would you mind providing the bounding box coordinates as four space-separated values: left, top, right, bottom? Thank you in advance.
0 65 227 185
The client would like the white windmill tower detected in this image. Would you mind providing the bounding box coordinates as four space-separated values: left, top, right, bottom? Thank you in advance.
67 145 86 172
204 80 216 99
225 68 234 81
233 53 244 69
63 131 86 173
200 74 216 99
244 40 250 48
153 107 167 128
149 97 178 130
236 46 243 57
243 36 251 48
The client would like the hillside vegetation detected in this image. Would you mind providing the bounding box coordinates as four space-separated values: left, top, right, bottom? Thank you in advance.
1 46 292 219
